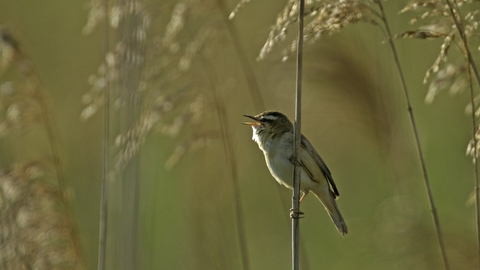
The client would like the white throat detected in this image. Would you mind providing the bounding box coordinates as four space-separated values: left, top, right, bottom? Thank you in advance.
251 127 261 144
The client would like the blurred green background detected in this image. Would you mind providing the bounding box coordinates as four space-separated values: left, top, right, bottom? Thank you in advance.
0 0 478 269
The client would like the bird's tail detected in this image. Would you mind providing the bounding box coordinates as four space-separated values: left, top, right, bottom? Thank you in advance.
312 188 348 236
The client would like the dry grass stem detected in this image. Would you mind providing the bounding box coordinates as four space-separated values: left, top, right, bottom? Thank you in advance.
164 132 218 169
292 1 305 269
442 1 480 268
200 53 251 270
398 0 480 268
228 0 251 20
98 0 111 268
377 1 451 268
217 0 266 111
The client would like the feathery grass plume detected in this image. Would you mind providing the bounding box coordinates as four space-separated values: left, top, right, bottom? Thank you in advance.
0 163 83 269
81 48 120 121
256 0 379 61
112 21 216 172
164 132 217 169
281 1 379 61
468 125 480 157
83 0 216 174
397 3 457 103
228 0 251 19
0 28 85 269
82 0 151 121
400 6 480 166
426 62 468 103
83 0 106 35
114 92 206 171
0 32 50 136
398 1 480 102
0 80 43 136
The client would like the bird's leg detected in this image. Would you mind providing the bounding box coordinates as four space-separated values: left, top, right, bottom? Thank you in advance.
289 156 305 218
289 192 307 219
299 192 308 203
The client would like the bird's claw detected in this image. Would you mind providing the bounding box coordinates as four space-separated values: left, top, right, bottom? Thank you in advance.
289 208 304 219
289 156 301 166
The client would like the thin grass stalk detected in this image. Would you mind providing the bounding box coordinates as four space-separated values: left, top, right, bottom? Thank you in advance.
445 1 480 86
117 2 146 268
220 2 312 268
36 81 85 270
466 54 480 270
292 0 305 269
375 1 450 269
216 0 265 111
18 56 67 192
22 53 86 270
35 90 66 192
98 0 110 269
23 68 67 193
199 54 250 270
30 86 88 268
443 2 480 267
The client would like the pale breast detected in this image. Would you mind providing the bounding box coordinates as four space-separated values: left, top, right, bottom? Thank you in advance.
262 132 320 193
265 150 294 188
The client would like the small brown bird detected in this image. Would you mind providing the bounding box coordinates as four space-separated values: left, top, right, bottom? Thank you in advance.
243 111 347 235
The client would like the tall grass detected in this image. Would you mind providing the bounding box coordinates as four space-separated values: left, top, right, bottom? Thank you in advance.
4 0 480 269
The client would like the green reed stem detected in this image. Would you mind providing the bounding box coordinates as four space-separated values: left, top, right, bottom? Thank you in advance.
292 0 305 269
98 0 110 269
444 1 480 268
376 1 450 269
200 53 251 270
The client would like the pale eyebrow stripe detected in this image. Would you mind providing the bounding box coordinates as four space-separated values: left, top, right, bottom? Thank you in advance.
262 115 277 121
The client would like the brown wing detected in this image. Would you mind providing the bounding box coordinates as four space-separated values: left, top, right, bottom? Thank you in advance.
301 135 339 198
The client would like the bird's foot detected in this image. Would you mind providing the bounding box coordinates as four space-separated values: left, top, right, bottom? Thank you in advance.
289 208 304 219
289 156 302 166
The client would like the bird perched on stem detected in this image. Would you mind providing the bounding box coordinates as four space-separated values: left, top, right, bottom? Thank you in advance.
243 111 347 236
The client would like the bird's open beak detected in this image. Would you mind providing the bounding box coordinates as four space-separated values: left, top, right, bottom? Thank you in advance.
242 115 261 126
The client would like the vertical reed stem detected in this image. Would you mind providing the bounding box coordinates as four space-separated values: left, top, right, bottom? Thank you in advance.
466 54 480 270
375 1 450 269
443 2 480 267
98 0 110 269
215 0 265 111
223 1 311 268
200 54 251 270
292 0 304 269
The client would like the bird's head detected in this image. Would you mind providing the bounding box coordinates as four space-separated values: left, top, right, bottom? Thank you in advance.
243 111 293 143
